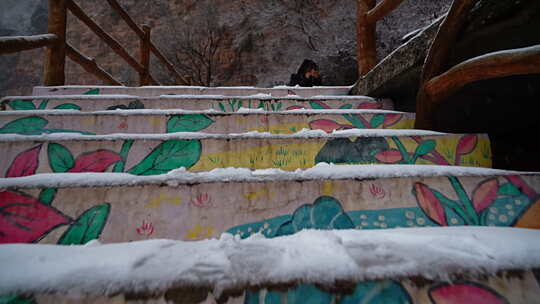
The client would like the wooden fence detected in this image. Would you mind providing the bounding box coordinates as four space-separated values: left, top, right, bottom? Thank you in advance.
0 0 187 86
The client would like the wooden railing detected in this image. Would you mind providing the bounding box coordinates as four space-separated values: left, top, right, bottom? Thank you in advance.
356 0 406 76
0 0 187 87
415 0 540 129
355 0 540 130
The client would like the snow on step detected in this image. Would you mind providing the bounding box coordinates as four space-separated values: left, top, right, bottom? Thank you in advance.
1 227 540 300
0 130 492 176
1 165 539 302
31 85 353 97
0 94 393 112
0 109 415 135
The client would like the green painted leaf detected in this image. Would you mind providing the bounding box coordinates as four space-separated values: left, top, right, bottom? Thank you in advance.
0 116 48 134
276 196 354 236
47 143 74 172
414 139 436 156
370 114 385 128
113 140 134 172
340 104 353 109
7 100 36 111
498 183 521 196
167 114 214 133
58 203 110 245
54 103 82 110
83 88 100 95
128 140 201 176
38 188 57 205
309 101 326 110
0 295 35 304
218 102 226 112
37 100 49 110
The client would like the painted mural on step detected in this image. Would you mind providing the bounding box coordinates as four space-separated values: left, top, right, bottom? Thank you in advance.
1 174 540 303
0 129 492 177
228 175 540 304
2 89 392 112
0 111 416 135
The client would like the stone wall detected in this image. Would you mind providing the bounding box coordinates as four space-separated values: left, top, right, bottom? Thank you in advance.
0 0 451 96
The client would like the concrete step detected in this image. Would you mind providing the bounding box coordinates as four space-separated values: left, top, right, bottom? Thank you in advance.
1 94 392 112
0 131 492 176
0 166 538 303
0 165 537 244
32 85 352 97
0 109 415 135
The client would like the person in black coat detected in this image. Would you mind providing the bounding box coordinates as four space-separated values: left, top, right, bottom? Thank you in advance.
288 59 322 87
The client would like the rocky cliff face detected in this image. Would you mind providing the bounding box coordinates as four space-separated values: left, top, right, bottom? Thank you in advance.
0 0 450 96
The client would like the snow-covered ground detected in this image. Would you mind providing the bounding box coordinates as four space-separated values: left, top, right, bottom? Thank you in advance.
1 227 539 297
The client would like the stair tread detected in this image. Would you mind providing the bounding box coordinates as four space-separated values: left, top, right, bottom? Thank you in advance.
1 226 539 296
3 94 376 101
32 85 354 98
0 164 532 188
0 129 475 140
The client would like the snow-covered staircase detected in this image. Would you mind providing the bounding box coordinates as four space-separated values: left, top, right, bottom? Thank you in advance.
1 85 540 303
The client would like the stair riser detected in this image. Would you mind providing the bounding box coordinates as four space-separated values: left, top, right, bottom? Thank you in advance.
2 175 538 245
32 86 352 97
0 112 415 135
2 97 392 112
33 273 540 304
0 135 492 176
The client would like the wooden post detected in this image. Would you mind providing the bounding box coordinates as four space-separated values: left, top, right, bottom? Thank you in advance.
139 24 151 86
357 0 377 77
44 0 67 86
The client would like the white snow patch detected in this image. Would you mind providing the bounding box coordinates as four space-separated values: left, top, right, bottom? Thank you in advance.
0 227 539 297
0 164 531 189
2 95 374 102
0 129 449 142
0 108 407 116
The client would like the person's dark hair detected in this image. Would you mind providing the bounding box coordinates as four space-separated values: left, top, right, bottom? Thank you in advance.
288 59 322 87
297 59 318 76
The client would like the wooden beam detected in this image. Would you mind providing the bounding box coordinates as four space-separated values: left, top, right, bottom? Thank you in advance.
0 34 59 54
419 0 480 84
357 0 377 77
66 43 123 85
105 0 188 85
366 0 406 24
415 0 480 130
66 0 144 74
424 44 540 104
44 0 67 86
139 25 151 86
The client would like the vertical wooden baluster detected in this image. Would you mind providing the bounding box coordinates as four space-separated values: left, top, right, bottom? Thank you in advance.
139 24 151 86
356 0 377 77
44 0 67 86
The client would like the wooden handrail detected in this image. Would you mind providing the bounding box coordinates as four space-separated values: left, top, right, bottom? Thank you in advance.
415 0 480 129
424 45 540 105
0 34 59 54
65 0 144 75
366 0 406 24
66 43 123 85
104 0 188 85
